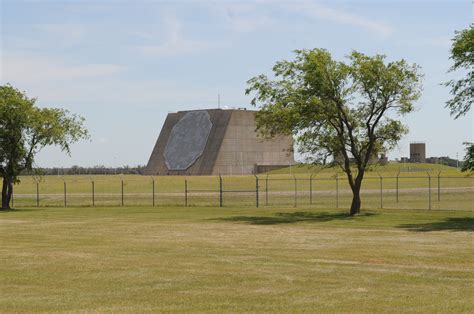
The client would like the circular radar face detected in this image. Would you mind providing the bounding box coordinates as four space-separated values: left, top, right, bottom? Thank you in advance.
164 111 213 170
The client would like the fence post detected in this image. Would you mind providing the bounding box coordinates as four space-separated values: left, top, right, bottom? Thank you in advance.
152 177 155 207
36 182 39 207
335 174 339 209
265 174 269 206
293 175 297 208
185 178 188 207
64 181 67 207
379 175 383 209
11 188 13 208
121 179 124 206
309 173 314 205
437 171 441 202
428 173 431 210
219 174 223 207
396 172 400 203
91 180 95 207
255 175 259 208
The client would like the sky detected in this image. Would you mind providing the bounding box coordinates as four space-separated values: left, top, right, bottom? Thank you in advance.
1 0 472 167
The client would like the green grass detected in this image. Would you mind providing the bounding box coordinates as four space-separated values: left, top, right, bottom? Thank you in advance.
269 162 464 175
1 206 473 312
11 166 474 210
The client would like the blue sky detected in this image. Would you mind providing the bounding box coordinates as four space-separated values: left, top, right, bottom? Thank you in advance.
1 0 472 167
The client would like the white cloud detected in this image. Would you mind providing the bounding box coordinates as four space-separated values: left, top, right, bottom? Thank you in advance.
205 2 391 36
1 66 228 109
223 3 276 32
1 53 125 83
136 14 227 57
289 2 393 37
4 23 88 52
34 23 87 46
204 2 276 33
0 49 233 108
226 14 275 32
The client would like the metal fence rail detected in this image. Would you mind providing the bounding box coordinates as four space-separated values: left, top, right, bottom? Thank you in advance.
9 174 474 211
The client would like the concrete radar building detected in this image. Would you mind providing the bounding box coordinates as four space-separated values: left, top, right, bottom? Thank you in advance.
409 142 426 163
144 109 295 175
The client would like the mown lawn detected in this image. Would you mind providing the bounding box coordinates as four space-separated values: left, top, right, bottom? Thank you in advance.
1 206 473 312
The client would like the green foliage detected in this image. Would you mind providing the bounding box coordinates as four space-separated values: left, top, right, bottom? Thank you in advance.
0 85 33 182
461 142 474 172
246 49 421 169
0 84 89 208
445 24 474 118
246 49 422 214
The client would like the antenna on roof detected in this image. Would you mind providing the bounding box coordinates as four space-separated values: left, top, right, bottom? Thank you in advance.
218 93 220 109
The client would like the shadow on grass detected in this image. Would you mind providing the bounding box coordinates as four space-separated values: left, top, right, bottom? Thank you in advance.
215 211 377 225
0 207 49 213
0 207 25 213
398 217 474 232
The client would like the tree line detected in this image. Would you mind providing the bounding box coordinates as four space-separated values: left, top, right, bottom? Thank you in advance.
21 165 147 176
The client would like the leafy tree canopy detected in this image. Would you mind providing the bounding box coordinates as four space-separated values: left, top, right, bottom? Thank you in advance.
445 24 473 118
246 49 422 215
461 142 474 172
0 84 89 209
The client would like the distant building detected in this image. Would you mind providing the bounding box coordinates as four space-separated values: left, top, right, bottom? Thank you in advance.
333 151 387 165
426 157 439 164
144 109 295 175
426 156 458 168
409 142 426 163
379 153 388 165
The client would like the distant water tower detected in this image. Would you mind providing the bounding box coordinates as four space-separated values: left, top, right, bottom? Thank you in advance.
410 142 426 163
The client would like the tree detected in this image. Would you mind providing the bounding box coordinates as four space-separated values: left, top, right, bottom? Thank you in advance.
246 49 422 215
0 84 89 209
461 142 474 172
445 24 473 119
445 25 474 172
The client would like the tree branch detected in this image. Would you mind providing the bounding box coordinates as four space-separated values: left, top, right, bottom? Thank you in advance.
21 135 38 171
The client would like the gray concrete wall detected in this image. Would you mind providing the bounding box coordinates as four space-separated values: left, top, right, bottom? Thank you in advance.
144 109 295 176
143 109 231 175
212 110 294 175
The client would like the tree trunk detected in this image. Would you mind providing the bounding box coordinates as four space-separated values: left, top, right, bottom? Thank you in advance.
349 177 363 216
2 177 10 209
6 181 13 209
350 188 361 216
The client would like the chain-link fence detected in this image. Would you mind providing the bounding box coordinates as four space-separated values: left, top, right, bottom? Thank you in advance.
9 174 474 211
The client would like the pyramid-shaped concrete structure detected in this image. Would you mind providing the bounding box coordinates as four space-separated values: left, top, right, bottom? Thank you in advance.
144 108 294 175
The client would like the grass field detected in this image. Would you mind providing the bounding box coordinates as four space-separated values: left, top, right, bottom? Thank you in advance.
1 205 473 312
11 163 474 210
270 162 463 175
